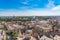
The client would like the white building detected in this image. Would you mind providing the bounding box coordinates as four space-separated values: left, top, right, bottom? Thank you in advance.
54 35 60 40
0 30 6 40
40 35 53 40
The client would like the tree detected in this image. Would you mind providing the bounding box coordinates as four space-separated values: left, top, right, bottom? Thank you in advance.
12 31 18 37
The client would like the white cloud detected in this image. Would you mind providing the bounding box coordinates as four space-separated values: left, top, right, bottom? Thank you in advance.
52 5 60 10
19 6 29 9
21 1 28 5
46 0 55 8
0 10 60 16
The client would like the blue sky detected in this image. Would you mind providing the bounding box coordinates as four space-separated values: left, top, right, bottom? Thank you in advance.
0 0 60 16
